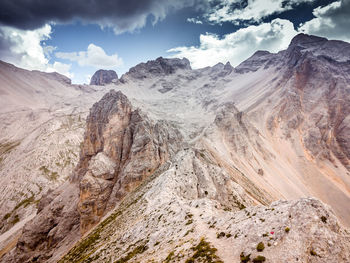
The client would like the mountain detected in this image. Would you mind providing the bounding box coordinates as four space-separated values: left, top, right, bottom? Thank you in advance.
90 70 118 85
0 33 350 262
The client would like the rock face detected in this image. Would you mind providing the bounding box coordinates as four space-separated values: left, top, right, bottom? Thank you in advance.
265 34 350 170
120 57 191 81
1 90 182 262
75 90 183 233
90 69 118 85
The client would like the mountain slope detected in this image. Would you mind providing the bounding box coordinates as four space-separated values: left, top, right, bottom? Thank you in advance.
0 34 350 262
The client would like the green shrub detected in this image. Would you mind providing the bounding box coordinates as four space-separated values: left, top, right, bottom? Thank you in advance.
256 242 265 252
3 213 11 220
240 252 251 263
321 216 327 223
217 232 225 239
11 214 20 225
252 255 266 263
285 227 290 233
185 238 223 263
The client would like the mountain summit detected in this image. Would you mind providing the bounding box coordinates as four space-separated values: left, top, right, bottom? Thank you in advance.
90 69 118 85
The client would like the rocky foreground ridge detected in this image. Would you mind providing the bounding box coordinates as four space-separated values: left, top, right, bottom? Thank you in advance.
0 34 350 262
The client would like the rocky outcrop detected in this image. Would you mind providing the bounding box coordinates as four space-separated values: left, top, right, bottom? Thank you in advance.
90 69 118 85
120 57 191 81
74 90 183 233
1 90 182 262
266 34 350 170
1 183 81 263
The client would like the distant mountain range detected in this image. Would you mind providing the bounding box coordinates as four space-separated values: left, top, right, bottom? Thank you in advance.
0 33 349 263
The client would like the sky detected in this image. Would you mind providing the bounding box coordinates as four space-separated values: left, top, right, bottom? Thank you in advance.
0 0 349 84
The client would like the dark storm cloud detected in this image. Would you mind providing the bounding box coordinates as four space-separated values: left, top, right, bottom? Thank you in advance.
0 0 209 32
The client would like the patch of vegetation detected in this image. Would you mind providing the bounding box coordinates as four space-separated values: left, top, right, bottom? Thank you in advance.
3 213 11 220
310 249 318 256
14 195 35 210
226 233 232 238
216 232 226 239
115 244 148 263
184 228 194 237
2 194 37 224
252 255 266 263
185 219 193 225
240 252 251 263
185 213 193 219
285 227 290 233
259 218 265 222
165 251 175 263
0 141 20 156
11 214 20 225
256 242 265 252
39 166 59 181
185 238 223 263
321 216 327 223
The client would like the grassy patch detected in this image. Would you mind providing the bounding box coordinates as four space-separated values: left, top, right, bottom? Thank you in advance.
256 242 265 252
0 141 20 156
11 214 20 225
115 244 148 263
240 252 251 263
252 255 266 263
39 166 59 181
185 238 223 263
164 251 175 263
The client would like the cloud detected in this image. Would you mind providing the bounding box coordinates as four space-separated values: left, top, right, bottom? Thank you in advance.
299 0 350 42
168 18 297 68
206 0 313 24
0 0 209 34
47 62 74 79
0 24 73 77
187 18 203 24
55 44 123 69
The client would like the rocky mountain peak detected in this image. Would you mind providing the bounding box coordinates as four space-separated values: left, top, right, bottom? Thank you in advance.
235 50 275 73
120 57 191 81
90 69 118 85
286 33 350 62
224 61 233 71
289 33 328 49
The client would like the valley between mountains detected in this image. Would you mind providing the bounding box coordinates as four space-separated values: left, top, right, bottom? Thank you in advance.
0 33 350 262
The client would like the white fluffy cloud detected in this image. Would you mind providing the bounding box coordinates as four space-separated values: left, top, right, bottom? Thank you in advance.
187 17 203 24
55 44 123 69
0 24 73 78
168 18 297 68
299 0 350 42
206 0 313 24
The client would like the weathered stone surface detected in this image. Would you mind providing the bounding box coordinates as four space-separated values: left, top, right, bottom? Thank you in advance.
90 69 118 85
76 90 183 233
120 57 191 81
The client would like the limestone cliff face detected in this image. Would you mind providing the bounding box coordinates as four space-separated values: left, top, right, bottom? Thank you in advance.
2 90 182 262
75 90 183 233
266 36 350 170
